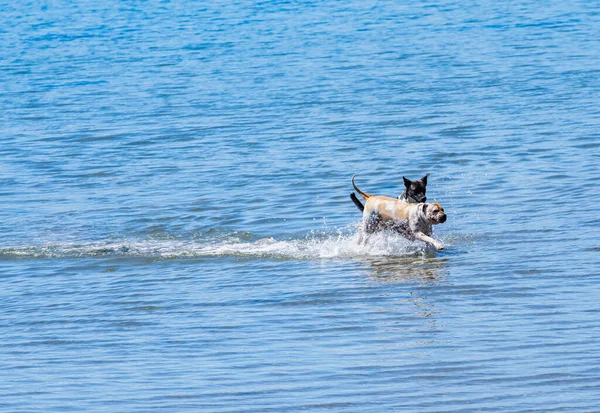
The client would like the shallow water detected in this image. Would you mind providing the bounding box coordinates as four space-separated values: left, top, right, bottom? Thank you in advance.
2 1 600 411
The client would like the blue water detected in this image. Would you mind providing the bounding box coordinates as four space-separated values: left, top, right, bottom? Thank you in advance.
2 1 600 411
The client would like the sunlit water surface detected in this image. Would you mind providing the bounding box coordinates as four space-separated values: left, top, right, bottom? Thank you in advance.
2 1 600 411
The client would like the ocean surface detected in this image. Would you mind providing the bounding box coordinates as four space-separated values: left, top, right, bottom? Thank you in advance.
2 1 600 411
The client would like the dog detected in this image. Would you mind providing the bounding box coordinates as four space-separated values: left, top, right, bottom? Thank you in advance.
352 177 447 250
350 174 429 212
398 173 429 203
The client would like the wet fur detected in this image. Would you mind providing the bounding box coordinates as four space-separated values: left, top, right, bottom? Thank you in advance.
351 177 447 250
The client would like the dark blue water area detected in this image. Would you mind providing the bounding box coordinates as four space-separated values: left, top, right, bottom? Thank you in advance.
1 0 600 411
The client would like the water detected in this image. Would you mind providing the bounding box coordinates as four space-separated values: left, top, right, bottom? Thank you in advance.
2 1 600 411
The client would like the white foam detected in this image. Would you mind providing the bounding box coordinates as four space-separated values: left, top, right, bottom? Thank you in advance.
0 229 439 260
195 231 422 260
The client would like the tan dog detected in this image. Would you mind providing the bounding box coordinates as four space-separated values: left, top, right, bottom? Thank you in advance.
353 178 447 250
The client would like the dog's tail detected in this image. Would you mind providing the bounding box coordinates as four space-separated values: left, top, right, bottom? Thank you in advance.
351 175 372 200
350 192 364 212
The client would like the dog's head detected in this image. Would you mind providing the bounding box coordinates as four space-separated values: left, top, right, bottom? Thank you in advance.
425 202 447 224
403 174 429 203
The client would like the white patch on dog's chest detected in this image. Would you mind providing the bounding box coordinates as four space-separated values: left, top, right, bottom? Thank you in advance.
420 216 433 234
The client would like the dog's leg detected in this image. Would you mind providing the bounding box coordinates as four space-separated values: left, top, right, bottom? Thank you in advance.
358 223 369 246
358 229 370 246
413 231 444 250
358 233 370 245
359 213 379 245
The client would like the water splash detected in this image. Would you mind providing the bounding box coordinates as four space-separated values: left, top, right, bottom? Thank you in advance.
0 228 440 260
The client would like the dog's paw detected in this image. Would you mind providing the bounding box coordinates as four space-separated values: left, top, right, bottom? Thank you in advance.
434 242 445 250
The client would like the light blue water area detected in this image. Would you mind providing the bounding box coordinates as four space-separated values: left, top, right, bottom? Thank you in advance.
1 1 600 411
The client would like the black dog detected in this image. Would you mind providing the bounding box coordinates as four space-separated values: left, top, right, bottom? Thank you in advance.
350 174 429 212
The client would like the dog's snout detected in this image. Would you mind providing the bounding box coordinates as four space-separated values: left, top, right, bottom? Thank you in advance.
439 214 447 223
421 197 427 202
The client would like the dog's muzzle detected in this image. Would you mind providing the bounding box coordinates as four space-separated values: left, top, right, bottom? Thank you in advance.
438 214 447 223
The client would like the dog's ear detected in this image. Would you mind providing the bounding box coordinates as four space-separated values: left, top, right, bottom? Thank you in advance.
421 173 430 185
403 176 411 187
422 203 429 214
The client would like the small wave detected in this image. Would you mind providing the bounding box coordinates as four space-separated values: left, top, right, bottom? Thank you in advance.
0 230 439 260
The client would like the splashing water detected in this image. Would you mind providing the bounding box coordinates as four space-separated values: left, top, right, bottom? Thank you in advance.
0 228 441 260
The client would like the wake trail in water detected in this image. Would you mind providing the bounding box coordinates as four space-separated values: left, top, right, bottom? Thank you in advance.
0 228 440 260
